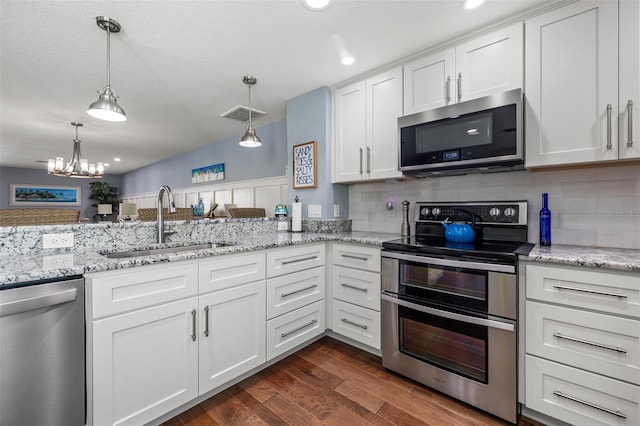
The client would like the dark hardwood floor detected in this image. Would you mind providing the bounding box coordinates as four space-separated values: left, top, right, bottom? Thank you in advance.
162 337 544 426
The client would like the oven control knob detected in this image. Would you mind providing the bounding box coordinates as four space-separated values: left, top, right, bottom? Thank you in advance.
504 207 517 217
489 207 501 217
420 207 430 217
431 207 441 216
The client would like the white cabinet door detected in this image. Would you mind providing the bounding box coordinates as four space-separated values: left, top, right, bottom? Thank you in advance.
525 1 618 167
403 48 456 114
455 22 523 103
331 299 381 350
334 81 366 182
366 67 403 180
198 281 266 394
619 0 640 160
266 266 325 320
92 298 198 426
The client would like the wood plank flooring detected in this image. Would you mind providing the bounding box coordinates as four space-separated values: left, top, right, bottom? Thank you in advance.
163 337 544 426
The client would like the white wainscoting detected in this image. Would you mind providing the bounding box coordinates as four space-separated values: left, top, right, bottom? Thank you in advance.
121 176 288 217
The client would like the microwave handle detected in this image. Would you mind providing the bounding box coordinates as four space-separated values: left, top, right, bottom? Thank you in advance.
457 73 462 102
381 292 515 332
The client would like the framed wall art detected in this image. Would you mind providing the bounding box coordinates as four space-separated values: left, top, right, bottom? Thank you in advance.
293 140 317 189
192 163 225 184
10 184 81 206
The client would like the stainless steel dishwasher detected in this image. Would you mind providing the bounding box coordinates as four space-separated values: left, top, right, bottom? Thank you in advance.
0 276 85 426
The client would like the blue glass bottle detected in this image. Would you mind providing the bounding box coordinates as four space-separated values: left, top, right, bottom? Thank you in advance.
539 193 551 246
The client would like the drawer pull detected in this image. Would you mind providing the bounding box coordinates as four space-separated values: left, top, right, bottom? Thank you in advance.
553 284 627 299
341 253 369 261
627 100 634 148
553 391 626 419
606 104 613 150
204 306 210 337
281 255 318 265
281 284 318 298
190 309 197 341
341 318 368 330
341 283 368 293
281 319 318 338
553 333 627 354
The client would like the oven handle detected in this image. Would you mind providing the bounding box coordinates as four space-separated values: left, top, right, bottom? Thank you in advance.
382 251 515 274
381 292 515 332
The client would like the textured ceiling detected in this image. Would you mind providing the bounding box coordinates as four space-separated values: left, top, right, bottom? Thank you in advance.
0 0 551 175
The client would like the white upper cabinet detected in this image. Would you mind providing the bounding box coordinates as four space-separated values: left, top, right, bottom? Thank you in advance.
619 0 640 160
403 23 523 114
334 67 403 183
525 1 619 167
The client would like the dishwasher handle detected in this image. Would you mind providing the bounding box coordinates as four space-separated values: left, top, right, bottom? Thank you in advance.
0 288 77 317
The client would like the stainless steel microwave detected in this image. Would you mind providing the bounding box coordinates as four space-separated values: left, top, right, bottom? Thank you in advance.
399 89 523 176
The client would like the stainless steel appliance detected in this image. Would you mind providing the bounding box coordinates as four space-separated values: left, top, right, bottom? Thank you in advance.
0 276 85 426
399 89 523 176
381 201 532 423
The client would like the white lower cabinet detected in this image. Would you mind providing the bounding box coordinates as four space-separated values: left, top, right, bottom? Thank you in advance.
92 297 199 426
331 299 380 349
266 300 325 360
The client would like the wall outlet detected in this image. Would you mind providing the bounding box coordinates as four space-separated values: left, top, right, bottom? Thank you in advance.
333 204 340 218
308 204 322 218
42 233 74 249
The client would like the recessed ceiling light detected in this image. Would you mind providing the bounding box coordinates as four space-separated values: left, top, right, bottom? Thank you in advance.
341 56 355 65
304 0 333 11
104 163 110 167
114 157 121 162
463 0 485 9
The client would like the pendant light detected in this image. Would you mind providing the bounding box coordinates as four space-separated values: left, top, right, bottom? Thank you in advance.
87 16 127 122
48 122 104 178
239 76 262 148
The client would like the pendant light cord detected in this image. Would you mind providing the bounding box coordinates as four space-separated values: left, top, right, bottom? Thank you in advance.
106 25 111 88
248 82 252 129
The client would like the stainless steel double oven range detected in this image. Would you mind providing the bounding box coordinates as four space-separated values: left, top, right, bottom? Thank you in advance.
381 201 532 424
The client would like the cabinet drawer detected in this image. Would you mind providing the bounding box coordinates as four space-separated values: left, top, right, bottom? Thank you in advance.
332 243 381 272
89 263 198 319
525 263 640 318
331 299 380 350
199 252 266 293
526 301 640 385
266 243 325 278
332 265 380 311
266 300 325 360
526 355 640 426
266 266 325 320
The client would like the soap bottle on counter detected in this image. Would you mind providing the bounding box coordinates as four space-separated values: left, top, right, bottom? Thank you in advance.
196 198 205 217
539 193 551 246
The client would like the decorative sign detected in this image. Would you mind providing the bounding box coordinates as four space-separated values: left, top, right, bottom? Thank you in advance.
192 163 225 184
293 141 317 189
10 184 81 206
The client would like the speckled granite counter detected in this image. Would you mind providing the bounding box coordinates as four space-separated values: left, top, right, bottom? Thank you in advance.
522 244 640 273
0 231 398 287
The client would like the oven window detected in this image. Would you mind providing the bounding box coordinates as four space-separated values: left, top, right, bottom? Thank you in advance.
399 306 488 383
400 262 487 311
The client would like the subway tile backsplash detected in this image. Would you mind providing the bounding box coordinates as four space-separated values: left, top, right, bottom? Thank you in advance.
349 163 640 249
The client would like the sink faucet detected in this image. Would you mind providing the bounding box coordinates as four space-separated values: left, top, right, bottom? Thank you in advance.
157 185 176 243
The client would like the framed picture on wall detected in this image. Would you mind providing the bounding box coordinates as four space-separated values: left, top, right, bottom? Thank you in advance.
9 184 81 206
293 141 317 189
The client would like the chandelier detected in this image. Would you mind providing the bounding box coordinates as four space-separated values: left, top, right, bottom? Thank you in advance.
48 122 104 178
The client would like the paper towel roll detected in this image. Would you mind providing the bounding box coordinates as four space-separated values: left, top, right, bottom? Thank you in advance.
291 202 302 232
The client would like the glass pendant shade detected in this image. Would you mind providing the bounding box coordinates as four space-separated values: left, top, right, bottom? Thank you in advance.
48 122 104 178
239 76 262 147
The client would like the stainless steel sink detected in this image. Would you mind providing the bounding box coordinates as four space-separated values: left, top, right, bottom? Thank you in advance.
102 242 234 258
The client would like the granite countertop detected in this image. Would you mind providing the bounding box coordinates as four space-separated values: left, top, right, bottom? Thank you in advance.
522 244 640 273
0 231 398 287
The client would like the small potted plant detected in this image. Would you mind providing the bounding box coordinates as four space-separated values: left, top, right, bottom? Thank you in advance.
89 181 119 221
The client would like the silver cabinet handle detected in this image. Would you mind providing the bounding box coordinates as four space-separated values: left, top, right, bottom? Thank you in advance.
204 306 210 337
341 318 368 330
281 284 318 298
0 288 77 317
606 104 613 150
190 309 197 341
341 283 368 292
445 76 451 103
553 391 626 419
359 147 363 174
627 100 634 148
457 73 462 102
281 319 317 338
281 255 318 265
553 284 627 299
366 147 371 174
341 253 368 261
553 332 626 354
